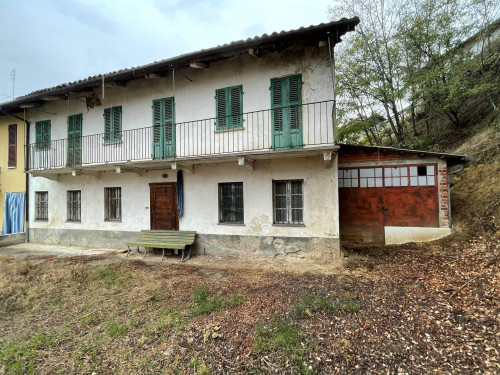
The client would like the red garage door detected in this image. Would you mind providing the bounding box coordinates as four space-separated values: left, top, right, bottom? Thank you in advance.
339 164 439 245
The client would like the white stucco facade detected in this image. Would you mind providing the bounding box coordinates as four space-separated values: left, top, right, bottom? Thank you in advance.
26 44 342 257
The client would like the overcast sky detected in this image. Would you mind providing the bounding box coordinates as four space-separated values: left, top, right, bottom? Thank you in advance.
0 0 337 101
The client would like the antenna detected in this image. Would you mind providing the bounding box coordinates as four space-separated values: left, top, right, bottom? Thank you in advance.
11 69 15 100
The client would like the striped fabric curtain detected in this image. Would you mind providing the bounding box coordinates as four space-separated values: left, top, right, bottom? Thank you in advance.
2 192 25 235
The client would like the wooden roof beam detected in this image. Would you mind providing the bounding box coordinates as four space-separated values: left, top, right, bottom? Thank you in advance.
189 61 209 69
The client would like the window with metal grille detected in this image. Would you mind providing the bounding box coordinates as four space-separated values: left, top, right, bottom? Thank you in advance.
218 182 244 223
35 191 48 221
8 124 16 168
215 86 243 130
104 187 122 221
35 120 51 150
104 106 122 143
273 180 304 224
67 190 81 222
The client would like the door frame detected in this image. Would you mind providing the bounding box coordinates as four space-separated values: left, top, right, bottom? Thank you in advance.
149 182 178 230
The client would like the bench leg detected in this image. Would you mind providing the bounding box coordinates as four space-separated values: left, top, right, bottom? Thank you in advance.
127 246 141 258
181 245 192 262
161 249 165 260
143 247 149 259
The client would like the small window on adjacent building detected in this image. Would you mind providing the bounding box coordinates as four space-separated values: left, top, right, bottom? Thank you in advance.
105 187 122 221
338 169 359 188
67 190 81 222
35 120 51 149
218 182 244 224
104 106 122 143
216 86 243 130
8 124 17 168
384 166 409 187
273 180 304 224
410 165 435 186
359 168 383 188
35 191 48 221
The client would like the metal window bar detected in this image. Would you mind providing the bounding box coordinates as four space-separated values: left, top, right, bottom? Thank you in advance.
219 182 243 223
67 190 81 222
104 187 122 221
35 191 48 221
273 180 303 224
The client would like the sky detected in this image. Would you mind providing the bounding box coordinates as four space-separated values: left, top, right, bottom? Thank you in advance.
0 0 336 102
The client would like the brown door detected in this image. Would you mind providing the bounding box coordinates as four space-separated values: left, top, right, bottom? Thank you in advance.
150 182 178 230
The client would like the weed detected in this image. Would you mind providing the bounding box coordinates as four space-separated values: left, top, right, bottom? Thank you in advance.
190 283 242 316
253 315 302 353
342 300 361 313
291 293 336 319
0 331 54 374
189 355 211 375
97 268 120 284
69 264 92 284
157 308 186 332
290 293 361 318
106 321 128 339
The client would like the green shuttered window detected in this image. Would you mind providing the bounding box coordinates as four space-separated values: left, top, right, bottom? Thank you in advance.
35 120 51 150
104 106 122 143
219 182 244 224
216 86 243 130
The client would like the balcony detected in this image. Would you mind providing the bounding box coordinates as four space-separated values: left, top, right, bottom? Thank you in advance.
26 100 337 175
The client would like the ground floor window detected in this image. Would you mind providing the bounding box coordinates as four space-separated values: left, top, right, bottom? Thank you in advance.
67 190 81 222
273 179 303 224
105 187 122 221
218 182 244 224
35 191 48 221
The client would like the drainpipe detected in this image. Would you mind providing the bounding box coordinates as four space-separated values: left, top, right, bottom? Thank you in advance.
327 32 337 142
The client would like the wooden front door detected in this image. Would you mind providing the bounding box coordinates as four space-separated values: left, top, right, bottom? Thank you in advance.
150 183 178 230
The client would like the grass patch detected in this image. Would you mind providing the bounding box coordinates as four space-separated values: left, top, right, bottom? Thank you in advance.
188 355 211 374
96 267 133 286
157 308 186 332
106 321 128 339
253 315 302 353
0 331 54 374
291 293 361 319
190 283 242 316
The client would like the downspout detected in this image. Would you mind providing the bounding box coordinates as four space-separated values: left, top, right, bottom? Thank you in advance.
327 32 337 143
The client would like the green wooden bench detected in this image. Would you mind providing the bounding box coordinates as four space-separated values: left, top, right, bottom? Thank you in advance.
126 230 196 262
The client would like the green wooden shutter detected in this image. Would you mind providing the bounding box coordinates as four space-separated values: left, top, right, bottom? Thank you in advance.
288 75 302 130
112 106 122 142
164 99 173 142
44 121 51 147
35 122 43 147
216 89 227 129
152 100 161 142
271 79 284 132
104 108 111 142
229 86 242 128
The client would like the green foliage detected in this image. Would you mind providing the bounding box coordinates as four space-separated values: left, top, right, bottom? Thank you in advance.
331 0 500 145
106 321 128 339
291 293 362 319
253 316 302 353
0 332 54 374
190 283 242 316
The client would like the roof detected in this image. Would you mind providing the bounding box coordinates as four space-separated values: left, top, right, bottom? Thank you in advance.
0 17 359 113
338 143 470 167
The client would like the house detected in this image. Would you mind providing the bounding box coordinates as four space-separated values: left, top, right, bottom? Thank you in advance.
0 112 26 243
0 17 468 259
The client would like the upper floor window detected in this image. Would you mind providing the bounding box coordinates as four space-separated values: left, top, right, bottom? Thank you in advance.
104 106 122 143
218 182 244 224
8 124 16 168
273 179 304 224
35 191 48 221
35 120 51 150
216 86 243 130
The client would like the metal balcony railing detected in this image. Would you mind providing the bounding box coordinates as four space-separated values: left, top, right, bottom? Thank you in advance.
25 100 335 171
